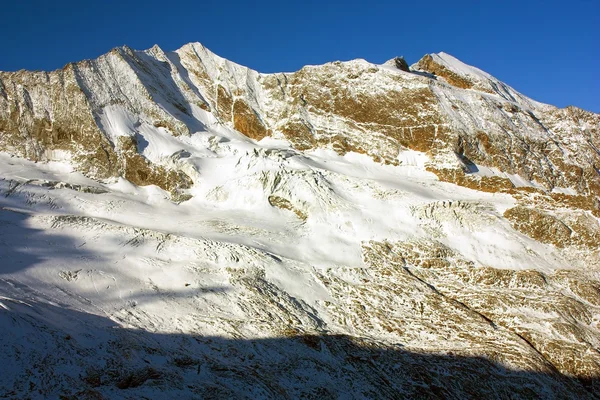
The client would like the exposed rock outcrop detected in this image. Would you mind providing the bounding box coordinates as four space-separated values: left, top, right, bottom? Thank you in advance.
394 56 410 72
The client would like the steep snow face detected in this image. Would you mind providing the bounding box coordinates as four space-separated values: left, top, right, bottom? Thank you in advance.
0 43 599 398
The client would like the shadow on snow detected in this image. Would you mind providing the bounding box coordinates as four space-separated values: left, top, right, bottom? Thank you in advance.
0 298 597 400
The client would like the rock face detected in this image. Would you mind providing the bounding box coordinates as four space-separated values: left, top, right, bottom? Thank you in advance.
0 66 118 179
0 43 599 398
394 56 410 72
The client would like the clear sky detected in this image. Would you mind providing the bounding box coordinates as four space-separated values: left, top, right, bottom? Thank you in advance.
1 0 598 112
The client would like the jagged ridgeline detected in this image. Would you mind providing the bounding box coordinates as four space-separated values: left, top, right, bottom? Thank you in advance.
1 43 599 398
1 44 598 197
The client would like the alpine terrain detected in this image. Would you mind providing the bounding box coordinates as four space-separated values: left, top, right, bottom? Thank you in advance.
0 43 599 399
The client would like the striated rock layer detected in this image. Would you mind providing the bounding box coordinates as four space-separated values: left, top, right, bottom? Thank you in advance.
0 43 599 398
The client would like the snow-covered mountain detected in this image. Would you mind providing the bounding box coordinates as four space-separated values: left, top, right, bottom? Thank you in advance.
0 43 598 399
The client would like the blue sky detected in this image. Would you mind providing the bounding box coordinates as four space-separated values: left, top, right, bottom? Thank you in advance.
1 0 598 112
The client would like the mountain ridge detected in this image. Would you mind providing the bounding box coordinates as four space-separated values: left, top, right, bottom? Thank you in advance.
1 42 597 212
